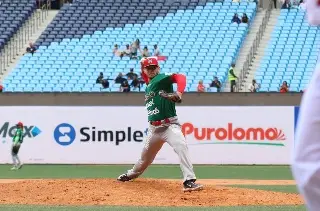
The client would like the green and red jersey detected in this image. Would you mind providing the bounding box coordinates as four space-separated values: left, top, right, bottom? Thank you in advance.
143 72 186 121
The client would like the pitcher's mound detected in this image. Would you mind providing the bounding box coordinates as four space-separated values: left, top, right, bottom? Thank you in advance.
0 179 303 207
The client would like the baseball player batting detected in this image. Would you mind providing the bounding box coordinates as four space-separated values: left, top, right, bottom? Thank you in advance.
291 0 320 210
117 57 203 192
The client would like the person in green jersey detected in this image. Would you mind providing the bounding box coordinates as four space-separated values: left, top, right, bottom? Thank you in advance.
118 57 203 192
11 122 24 170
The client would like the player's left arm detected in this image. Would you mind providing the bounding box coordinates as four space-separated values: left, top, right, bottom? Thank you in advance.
170 73 187 98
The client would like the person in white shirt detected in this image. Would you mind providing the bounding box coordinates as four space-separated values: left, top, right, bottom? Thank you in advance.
123 44 131 56
248 79 260 92
153 45 161 56
291 1 320 210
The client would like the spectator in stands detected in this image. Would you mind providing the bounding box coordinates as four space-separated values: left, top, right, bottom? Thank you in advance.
0 84 3 93
280 81 289 93
96 72 104 84
126 68 138 80
113 44 121 56
115 73 126 84
135 39 140 49
130 39 140 59
241 13 249 24
248 79 260 92
131 75 140 91
232 14 241 24
138 73 145 86
120 80 130 92
101 79 110 89
197 80 206 92
123 44 131 57
141 46 150 58
210 77 222 92
291 0 301 7
299 0 306 10
228 64 238 92
273 0 277 8
26 42 37 55
113 44 129 58
281 0 292 9
153 45 161 56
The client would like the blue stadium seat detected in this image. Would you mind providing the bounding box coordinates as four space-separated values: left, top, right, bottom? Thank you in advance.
6 0 257 92
255 9 318 92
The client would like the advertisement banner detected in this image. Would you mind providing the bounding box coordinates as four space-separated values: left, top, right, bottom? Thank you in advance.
0 106 294 164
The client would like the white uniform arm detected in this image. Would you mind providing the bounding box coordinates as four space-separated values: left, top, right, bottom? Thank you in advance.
306 0 320 25
291 67 320 211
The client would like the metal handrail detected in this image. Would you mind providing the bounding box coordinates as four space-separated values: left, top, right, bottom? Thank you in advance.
237 0 274 92
0 0 50 76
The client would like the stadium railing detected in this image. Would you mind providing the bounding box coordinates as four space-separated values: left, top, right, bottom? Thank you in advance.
0 0 51 75
237 0 273 92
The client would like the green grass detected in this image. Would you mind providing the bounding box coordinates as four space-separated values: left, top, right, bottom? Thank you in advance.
0 165 304 211
0 165 294 180
230 185 299 193
0 205 307 211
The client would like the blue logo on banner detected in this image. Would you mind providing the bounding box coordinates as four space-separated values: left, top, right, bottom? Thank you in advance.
54 123 76 146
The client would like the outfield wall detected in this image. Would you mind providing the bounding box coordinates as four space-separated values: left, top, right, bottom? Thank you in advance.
0 104 301 165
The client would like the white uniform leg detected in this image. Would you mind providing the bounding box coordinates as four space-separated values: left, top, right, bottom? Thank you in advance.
162 123 196 182
126 125 164 179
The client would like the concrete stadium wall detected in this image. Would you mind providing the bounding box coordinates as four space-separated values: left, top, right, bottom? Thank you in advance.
0 93 302 106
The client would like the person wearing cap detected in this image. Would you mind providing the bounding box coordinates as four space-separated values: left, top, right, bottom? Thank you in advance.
117 57 203 192
228 63 238 92
11 122 24 170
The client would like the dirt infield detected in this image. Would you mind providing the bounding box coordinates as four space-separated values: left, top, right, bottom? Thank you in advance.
0 179 303 207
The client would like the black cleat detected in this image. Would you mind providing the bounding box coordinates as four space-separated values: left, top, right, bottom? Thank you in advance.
183 179 204 192
117 173 132 182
